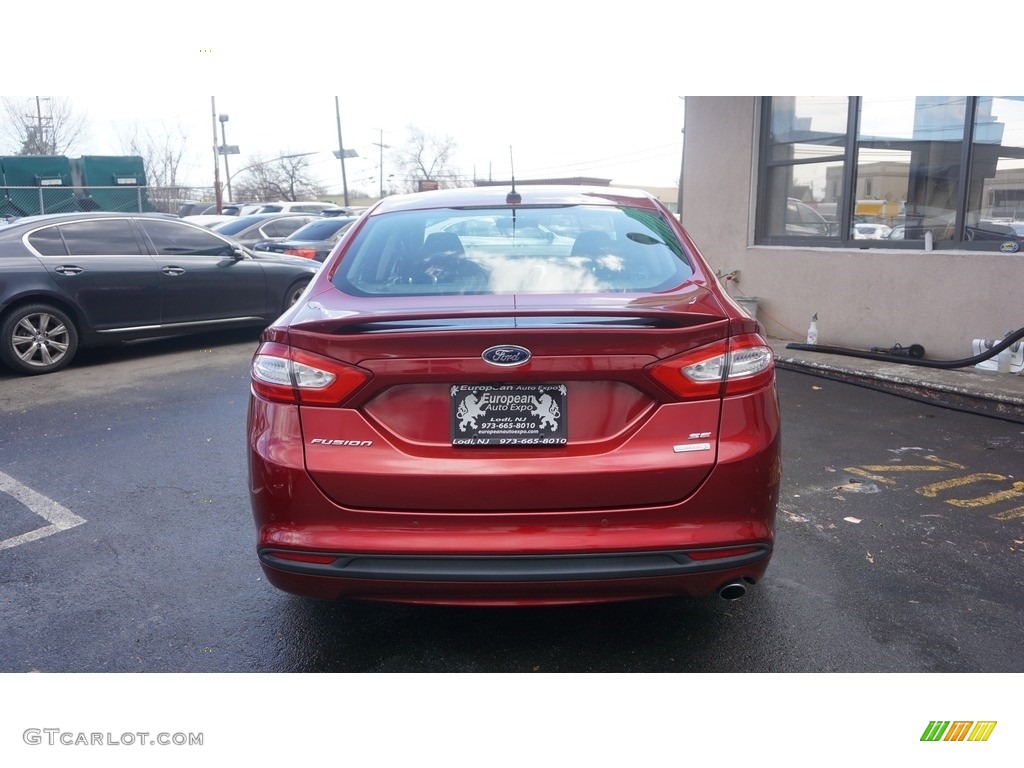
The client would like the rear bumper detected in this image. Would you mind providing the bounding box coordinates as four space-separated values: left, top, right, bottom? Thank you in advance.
258 550 772 606
260 544 770 582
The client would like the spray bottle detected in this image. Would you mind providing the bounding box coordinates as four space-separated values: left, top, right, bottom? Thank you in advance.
806 313 819 345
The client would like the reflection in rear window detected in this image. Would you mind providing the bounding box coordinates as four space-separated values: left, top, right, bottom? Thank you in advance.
288 219 351 240
332 206 694 296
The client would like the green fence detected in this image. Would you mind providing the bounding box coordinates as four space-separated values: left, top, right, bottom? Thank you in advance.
0 155 79 216
1 154 215 218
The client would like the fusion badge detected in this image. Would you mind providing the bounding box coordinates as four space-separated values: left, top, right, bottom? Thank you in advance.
309 438 373 447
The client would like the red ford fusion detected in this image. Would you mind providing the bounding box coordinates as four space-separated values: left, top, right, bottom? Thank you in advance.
247 185 781 606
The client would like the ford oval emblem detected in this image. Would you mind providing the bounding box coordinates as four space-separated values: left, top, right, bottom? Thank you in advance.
482 344 531 367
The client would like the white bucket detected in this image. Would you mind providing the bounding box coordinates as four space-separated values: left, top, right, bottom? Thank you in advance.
735 296 761 321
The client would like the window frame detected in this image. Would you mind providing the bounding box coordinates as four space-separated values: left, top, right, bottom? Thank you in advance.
755 96 1024 252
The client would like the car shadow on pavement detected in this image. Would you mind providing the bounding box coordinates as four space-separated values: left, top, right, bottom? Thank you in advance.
68 327 264 370
270 592 769 673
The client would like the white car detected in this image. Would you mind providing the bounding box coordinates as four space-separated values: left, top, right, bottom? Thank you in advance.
853 222 892 239
183 214 237 228
248 201 334 215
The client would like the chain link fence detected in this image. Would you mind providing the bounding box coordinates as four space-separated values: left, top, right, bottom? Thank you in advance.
1 185 217 219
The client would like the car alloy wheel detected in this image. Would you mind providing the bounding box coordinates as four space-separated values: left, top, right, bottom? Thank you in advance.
1 304 79 375
284 280 310 311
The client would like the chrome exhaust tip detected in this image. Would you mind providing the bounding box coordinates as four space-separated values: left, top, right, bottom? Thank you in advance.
718 581 747 601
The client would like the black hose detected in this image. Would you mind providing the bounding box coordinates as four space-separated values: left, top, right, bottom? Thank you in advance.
778 366 1024 425
785 325 1024 369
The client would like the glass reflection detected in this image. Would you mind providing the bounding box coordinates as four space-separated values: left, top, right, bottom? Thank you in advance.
966 97 1024 242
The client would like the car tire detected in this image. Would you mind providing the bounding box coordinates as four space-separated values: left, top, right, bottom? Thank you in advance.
0 303 80 375
284 280 310 312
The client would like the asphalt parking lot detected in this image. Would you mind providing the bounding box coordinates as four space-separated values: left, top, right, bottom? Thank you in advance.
0 329 1022 673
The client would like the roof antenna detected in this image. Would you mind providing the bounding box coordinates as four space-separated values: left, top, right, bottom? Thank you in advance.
506 145 521 205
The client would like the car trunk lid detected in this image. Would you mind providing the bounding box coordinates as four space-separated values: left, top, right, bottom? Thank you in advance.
286 288 732 512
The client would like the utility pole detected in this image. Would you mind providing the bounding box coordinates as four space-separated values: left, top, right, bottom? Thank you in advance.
335 97 351 207
211 97 223 213
35 97 46 153
29 96 53 154
373 128 389 200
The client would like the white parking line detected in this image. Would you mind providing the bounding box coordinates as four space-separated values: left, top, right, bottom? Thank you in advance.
0 470 86 551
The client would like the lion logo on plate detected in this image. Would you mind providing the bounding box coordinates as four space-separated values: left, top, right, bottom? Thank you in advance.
530 392 561 430
482 345 531 367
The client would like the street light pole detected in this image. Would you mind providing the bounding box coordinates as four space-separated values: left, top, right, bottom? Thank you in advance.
219 114 233 203
226 152 319 192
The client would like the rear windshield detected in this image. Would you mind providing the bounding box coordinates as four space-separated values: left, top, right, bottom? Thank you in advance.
213 215 268 235
289 218 353 241
332 205 693 296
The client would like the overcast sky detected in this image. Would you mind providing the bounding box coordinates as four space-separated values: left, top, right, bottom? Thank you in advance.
65 88 689 194
5 2 1002 197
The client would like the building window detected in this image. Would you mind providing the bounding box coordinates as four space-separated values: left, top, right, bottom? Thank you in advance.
756 96 1024 250
758 97 848 240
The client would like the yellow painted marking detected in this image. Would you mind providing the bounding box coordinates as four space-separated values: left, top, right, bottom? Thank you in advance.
991 505 1024 521
844 456 964 486
858 462 965 472
946 481 1024 508
916 473 1006 498
845 453 1020 522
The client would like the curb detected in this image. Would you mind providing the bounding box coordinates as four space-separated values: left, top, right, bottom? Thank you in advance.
773 352 1024 424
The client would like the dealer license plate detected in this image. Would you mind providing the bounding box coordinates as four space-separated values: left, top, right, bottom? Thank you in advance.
450 384 568 446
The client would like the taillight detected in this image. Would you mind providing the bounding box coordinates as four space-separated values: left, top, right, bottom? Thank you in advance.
250 342 370 405
285 248 317 259
647 334 774 400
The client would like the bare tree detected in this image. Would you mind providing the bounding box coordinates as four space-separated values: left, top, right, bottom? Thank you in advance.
232 153 324 202
391 126 463 192
118 123 202 212
119 123 196 188
0 96 88 155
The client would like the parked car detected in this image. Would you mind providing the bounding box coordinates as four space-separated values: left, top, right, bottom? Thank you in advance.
183 214 236 228
176 201 219 216
852 222 892 239
320 205 370 217
966 220 1022 242
252 216 358 262
0 212 319 375
785 198 834 236
210 213 319 248
247 185 782 606
248 201 334 215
